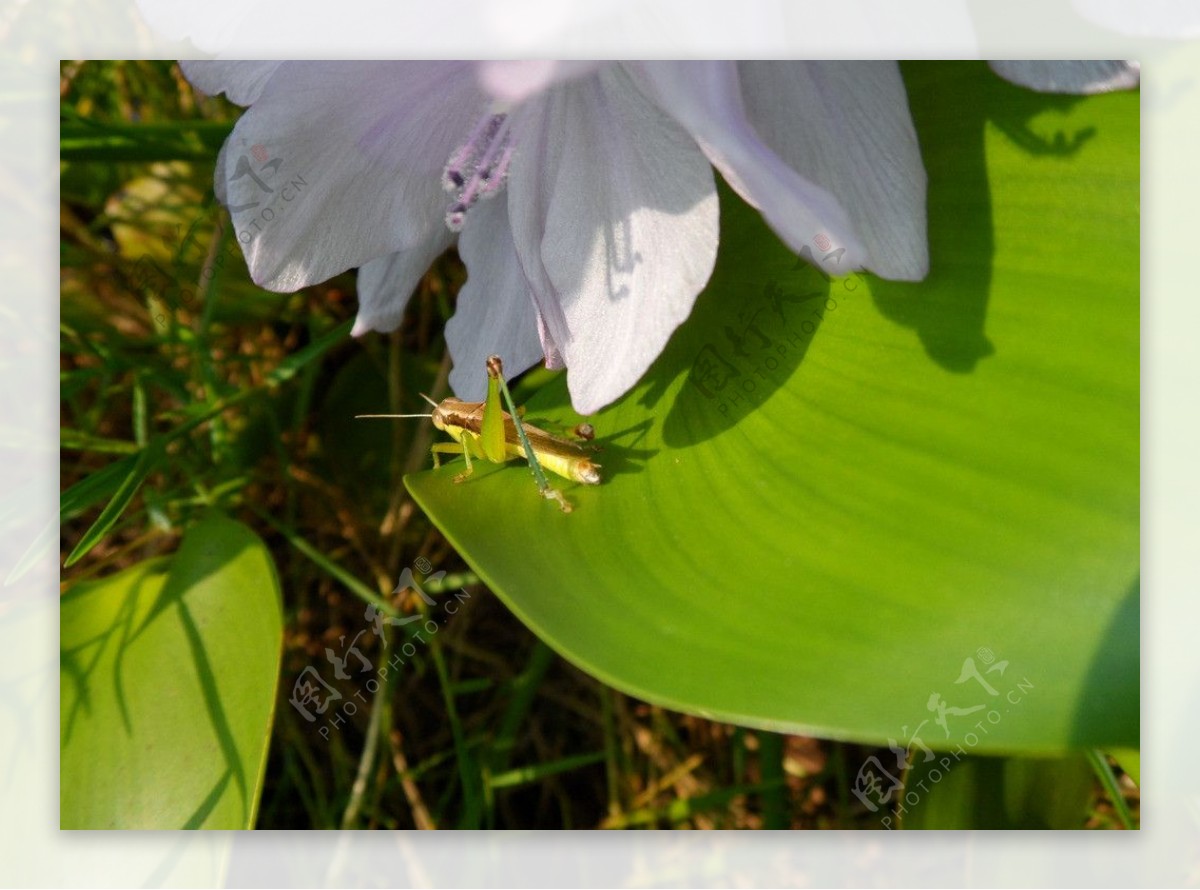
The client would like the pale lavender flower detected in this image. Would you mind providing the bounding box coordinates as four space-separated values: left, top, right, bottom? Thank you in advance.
182 61 926 412
181 60 1134 412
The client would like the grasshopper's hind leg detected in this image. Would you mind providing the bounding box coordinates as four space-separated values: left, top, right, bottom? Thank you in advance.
532 417 602 452
540 486 573 513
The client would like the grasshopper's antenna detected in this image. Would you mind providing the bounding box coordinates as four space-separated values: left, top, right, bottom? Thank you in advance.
358 393 441 420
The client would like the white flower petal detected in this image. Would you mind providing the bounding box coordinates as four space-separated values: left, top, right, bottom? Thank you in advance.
738 61 928 281
351 230 455 337
216 61 489 291
477 61 605 104
445 197 544 401
628 61 867 273
989 61 1140 94
507 66 719 414
180 61 282 106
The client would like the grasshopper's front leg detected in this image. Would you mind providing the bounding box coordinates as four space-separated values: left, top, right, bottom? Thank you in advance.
431 440 476 483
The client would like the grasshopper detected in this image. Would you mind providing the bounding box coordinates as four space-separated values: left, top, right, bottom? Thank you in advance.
359 355 600 513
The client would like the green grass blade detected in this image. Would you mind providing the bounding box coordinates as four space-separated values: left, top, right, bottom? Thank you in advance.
1086 748 1137 830
64 444 164 567
60 453 138 520
487 751 606 790
59 119 235 162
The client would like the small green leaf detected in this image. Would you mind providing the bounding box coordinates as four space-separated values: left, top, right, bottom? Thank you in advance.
60 514 283 829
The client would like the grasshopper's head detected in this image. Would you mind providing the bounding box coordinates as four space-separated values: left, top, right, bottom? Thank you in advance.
414 392 453 433
429 398 476 434
572 460 602 485
429 403 451 432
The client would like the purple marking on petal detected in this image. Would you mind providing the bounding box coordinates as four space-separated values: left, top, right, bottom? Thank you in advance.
440 111 515 232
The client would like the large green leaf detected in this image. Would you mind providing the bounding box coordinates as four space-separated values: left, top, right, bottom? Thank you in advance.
61 514 283 828
406 62 1138 753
